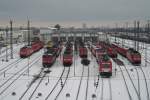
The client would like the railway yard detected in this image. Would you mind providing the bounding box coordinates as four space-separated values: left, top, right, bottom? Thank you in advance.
0 36 150 100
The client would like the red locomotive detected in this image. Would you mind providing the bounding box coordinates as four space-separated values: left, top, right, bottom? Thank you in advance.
31 41 43 52
42 48 57 67
112 44 141 65
63 49 73 66
19 46 33 58
99 54 112 77
111 44 127 57
106 47 117 58
126 48 141 65
20 40 44 58
79 47 88 58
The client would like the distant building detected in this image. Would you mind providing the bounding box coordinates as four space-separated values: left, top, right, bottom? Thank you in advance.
40 27 54 44
0 28 40 44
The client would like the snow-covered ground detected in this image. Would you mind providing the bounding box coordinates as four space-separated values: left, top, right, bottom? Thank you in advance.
0 38 149 100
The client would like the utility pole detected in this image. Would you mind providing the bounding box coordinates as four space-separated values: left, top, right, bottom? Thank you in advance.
115 23 118 43
145 20 150 67
121 24 124 47
134 21 137 50
148 20 150 42
10 20 13 59
126 22 129 46
5 27 8 62
136 21 140 51
27 20 30 46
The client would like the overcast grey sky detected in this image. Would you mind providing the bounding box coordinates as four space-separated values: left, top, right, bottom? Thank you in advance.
0 0 150 27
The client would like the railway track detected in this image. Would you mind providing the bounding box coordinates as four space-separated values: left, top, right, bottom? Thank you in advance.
19 68 44 100
85 65 89 100
0 56 41 95
113 58 140 100
75 65 85 100
117 65 132 100
45 67 66 100
100 78 104 100
134 66 140 97
0 58 22 74
0 49 43 77
125 59 141 99
100 78 112 100
138 65 150 100
108 79 112 100
54 67 71 100
28 68 50 100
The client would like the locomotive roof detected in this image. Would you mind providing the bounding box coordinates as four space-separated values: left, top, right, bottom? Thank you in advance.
128 48 140 54
44 48 55 54
64 50 72 55
101 54 110 61
22 45 32 48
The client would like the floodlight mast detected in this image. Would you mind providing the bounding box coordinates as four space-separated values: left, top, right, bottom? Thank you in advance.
10 20 13 59
27 20 30 46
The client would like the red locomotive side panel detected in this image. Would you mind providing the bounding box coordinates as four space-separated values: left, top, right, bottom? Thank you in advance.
116 46 127 57
107 47 117 58
31 41 44 52
20 47 33 58
126 48 141 65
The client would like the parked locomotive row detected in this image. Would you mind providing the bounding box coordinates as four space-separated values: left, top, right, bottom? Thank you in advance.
22 38 142 78
111 43 141 65
87 40 142 77
99 41 141 65
88 42 112 77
